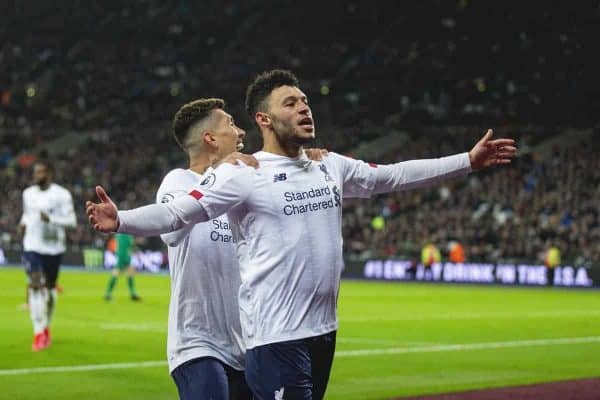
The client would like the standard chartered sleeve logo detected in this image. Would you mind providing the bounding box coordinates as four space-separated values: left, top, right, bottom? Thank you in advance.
283 185 341 216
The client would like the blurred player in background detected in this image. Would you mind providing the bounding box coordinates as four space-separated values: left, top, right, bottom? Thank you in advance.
86 69 516 399
104 233 141 301
18 160 76 351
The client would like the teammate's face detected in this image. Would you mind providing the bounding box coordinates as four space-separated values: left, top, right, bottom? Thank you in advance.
33 164 51 186
264 85 315 146
211 109 246 157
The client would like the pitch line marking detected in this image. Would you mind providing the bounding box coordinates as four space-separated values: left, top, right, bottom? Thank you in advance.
336 337 432 346
2 336 600 376
335 336 600 357
0 361 166 376
98 311 600 333
339 310 600 322
99 323 164 332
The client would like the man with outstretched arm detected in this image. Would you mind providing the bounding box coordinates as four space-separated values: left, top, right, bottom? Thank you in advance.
87 70 516 400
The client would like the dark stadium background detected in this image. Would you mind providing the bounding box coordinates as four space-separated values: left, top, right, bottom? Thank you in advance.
1 1 598 282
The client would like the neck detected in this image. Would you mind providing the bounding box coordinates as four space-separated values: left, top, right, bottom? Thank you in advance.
262 130 302 158
188 149 219 174
38 182 50 190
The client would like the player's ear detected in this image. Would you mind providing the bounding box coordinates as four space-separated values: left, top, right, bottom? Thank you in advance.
202 131 217 147
255 112 271 128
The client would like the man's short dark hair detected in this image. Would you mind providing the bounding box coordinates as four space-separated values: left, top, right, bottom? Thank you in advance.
172 98 225 150
245 69 299 118
34 159 54 175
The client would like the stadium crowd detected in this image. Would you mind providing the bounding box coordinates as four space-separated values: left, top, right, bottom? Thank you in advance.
342 128 599 266
1 1 599 266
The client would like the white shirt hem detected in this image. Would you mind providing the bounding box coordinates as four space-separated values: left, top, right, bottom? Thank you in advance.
168 349 244 373
245 321 338 350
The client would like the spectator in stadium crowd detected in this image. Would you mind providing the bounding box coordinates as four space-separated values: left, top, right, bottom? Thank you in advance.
448 240 466 263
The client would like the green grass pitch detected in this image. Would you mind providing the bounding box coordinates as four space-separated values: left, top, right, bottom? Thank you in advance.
1 267 599 399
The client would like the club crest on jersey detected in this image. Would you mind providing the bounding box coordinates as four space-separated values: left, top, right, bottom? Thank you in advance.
319 164 334 182
273 173 287 182
200 173 216 188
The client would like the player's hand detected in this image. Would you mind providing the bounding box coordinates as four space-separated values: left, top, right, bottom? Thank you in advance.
40 212 50 222
305 148 329 161
468 129 517 170
218 152 259 169
16 224 26 238
85 186 119 233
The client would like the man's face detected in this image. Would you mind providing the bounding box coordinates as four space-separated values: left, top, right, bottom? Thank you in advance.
33 164 51 186
210 109 246 158
264 85 315 146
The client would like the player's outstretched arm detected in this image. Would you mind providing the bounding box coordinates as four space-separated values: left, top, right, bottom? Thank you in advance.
86 184 210 236
87 162 253 237
468 129 517 170
86 186 119 233
339 129 517 196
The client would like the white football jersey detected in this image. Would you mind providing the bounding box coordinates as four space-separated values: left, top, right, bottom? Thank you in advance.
120 151 471 349
20 183 76 255
222 152 372 349
156 168 245 372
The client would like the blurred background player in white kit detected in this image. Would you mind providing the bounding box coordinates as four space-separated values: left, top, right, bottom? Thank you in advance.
18 160 76 351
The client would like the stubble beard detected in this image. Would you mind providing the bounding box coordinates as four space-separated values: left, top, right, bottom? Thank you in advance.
273 120 315 148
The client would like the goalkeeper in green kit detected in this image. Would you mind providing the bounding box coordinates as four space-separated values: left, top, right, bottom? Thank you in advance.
104 233 141 301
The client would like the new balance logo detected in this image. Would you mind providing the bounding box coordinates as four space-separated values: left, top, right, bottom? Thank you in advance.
274 387 285 400
274 173 287 182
